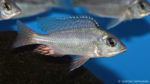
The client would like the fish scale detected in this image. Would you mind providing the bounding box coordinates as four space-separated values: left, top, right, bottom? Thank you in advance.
44 28 98 56
72 0 134 18
14 0 52 4
13 0 58 18
13 18 126 71
72 0 150 29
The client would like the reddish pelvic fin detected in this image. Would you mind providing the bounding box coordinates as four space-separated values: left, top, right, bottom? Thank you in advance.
34 45 62 56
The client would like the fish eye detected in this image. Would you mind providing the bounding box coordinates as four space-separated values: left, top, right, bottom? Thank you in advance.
4 2 12 11
106 37 117 47
139 2 146 9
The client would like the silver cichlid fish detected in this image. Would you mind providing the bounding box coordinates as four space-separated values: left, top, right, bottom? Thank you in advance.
13 0 63 18
0 0 21 20
13 17 126 71
72 0 150 29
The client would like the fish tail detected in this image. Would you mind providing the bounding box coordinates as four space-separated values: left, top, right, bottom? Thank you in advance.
13 20 38 48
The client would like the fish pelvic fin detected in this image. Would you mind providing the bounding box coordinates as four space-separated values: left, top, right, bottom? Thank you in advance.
33 44 63 56
70 56 90 71
13 20 37 48
107 15 126 29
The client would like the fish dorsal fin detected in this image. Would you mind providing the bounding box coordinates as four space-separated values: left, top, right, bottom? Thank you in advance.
37 16 99 33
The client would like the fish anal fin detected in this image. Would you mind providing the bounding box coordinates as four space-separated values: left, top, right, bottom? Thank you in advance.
70 56 90 71
34 45 62 56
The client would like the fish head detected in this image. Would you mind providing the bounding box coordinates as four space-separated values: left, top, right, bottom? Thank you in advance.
95 32 126 57
0 0 21 20
130 0 150 18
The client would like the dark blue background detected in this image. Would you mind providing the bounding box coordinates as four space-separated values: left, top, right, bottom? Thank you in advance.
0 0 150 84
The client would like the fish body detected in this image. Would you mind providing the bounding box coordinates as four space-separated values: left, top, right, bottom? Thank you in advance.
13 17 126 71
73 0 131 18
72 0 150 28
13 0 61 18
33 28 123 57
0 0 21 20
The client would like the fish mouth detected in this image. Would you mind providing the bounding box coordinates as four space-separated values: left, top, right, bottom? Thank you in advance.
119 48 127 54
116 47 127 55
5 11 21 19
119 42 127 54
16 11 21 15
13 10 22 16
139 13 150 18
104 48 127 58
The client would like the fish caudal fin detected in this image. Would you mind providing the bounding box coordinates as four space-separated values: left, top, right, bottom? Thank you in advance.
70 56 90 71
13 21 37 48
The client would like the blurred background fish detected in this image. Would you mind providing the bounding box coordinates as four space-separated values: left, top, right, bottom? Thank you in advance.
13 17 126 71
72 0 150 28
0 0 21 20
13 0 67 19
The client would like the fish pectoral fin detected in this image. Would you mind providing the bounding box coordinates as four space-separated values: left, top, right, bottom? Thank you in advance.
107 15 126 29
70 56 90 71
33 45 63 56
